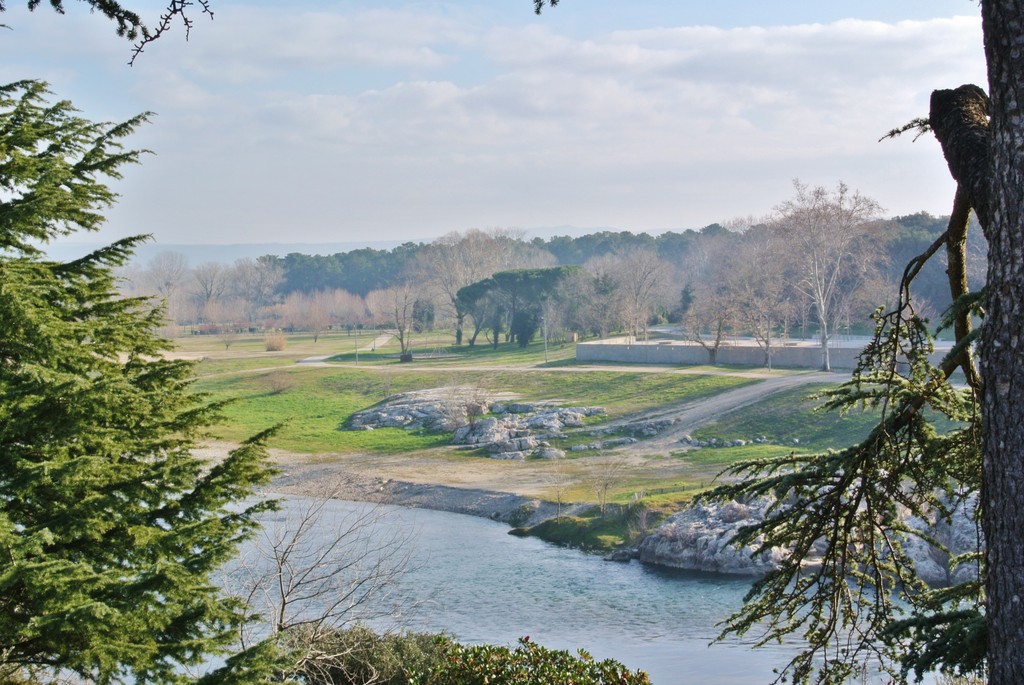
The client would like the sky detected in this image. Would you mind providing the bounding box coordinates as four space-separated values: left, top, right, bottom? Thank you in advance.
1 0 987 249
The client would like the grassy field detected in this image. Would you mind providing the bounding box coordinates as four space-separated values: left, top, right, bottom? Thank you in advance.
193 362 757 453
690 383 964 453
183 326 765 453
690 384 876 451
169 328 889 548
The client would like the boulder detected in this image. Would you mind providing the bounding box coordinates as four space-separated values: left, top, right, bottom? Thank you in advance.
637 498 790 576
489 451 528 461
638 494 981 585
347 388 603 459
491 436 539 453
902 495 980 586
600 436 638 448
604 548 637 562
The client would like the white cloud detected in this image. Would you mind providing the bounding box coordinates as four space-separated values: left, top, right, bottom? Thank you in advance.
23 4 983 243
173 5 471 83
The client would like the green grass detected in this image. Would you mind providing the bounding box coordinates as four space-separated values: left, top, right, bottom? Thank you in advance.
193 357 301 376
174 329 387 357
195 367 450 453
691 383 880 451
511 507 635 552
329 337 578 366
191 361 759 455
471 370 757 416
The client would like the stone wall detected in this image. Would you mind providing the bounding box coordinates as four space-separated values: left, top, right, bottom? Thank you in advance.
576 339 951 371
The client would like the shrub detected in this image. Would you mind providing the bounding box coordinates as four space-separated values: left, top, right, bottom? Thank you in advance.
290 625 448 685
266 371 295 395
412 636 651 685
265 330 287 351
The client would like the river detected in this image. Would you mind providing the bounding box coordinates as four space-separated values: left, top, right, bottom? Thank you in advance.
229 496 827 684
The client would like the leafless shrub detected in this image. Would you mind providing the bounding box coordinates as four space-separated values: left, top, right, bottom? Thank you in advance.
225 483 414 678
264 330 287 351
266 371 295 395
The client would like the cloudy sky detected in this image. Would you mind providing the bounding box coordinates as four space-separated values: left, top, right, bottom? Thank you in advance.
2 0 986 248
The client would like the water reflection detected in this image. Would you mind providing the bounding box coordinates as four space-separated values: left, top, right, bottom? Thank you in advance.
233 496 809 684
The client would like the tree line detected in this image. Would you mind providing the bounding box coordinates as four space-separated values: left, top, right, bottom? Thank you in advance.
128 194 985 369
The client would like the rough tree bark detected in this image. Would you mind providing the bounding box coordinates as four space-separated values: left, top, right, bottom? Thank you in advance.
930 1 1024 680
980 2 1024 681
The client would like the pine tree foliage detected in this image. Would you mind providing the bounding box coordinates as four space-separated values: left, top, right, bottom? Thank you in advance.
706 192 985 682
0 80 277 683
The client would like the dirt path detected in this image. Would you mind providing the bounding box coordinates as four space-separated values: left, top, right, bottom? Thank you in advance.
599 370 846 458
298 332 394 363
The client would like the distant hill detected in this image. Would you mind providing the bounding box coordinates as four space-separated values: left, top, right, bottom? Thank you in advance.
41 240 406 265
40 226 684 264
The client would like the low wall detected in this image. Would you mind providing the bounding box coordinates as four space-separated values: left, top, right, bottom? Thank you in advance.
576 340 855 369
575 339 950 371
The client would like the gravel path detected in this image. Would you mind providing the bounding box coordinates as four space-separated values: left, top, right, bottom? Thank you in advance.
600 370 847 458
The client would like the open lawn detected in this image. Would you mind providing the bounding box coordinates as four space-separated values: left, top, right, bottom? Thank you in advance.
176 329 883 546
193 364 756 453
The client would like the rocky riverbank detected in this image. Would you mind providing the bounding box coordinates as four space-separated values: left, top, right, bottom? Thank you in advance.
271 461 980 587
269 462 589 528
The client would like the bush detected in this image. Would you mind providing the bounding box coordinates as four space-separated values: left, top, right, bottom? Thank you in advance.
291 625 448 685
265 330 287 351
265 371 295 395
288 629 649 685
412 636 651 685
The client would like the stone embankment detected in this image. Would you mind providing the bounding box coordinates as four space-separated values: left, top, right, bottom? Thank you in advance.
634 498 791 575
339 387 978 585
347 389 605 460
633 495 980 585
270 465 588 529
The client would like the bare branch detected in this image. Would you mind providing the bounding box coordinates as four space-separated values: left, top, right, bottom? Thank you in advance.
224 482 414 677
128 0 214 65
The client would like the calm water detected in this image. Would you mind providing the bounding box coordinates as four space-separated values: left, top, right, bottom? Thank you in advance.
233 496 809 684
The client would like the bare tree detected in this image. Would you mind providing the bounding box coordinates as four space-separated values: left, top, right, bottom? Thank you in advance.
190 261 227 322
590 457 627 518
204 297 247 349
143 250 189 325
684 279 734 364
726 227 794 369
282 290 332 342
226 489 412 680
367 281 416 357
680 234 738 364
544 464 576 521
612 248 668 342
328 289 370 330
229 256 284 326
145 250 189 300
772 180 884 371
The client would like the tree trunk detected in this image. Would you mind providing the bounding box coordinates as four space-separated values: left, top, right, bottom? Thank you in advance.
980 3 1024 681
929 2 1024 676
819 317 831 371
